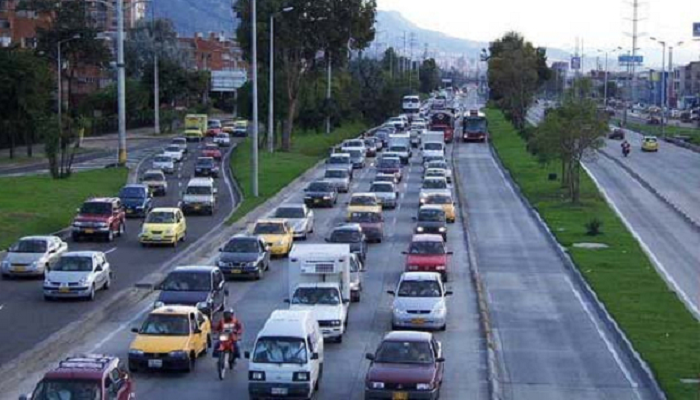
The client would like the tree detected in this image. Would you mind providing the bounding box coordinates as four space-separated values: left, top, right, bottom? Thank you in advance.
125 18 192 80
419 58 440 94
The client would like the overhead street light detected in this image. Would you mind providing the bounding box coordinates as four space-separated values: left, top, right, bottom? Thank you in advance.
267 5 294 153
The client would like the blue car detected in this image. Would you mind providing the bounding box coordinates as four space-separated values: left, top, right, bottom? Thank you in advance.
118 184 153 218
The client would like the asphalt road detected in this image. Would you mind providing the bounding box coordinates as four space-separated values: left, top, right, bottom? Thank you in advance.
0 137 238 366
6 141 489 400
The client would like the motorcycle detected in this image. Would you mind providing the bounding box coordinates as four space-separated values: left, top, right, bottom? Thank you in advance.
622 145 630 157
215 329 239 380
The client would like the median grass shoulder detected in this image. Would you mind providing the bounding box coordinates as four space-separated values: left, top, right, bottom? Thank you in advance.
487 108 700 399
227 122 367 224
0 168 128 249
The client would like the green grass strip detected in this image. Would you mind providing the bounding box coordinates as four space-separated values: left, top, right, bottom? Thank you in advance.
612 118 700 146
0 168 129 249
487 108 700 399
227 122 367 224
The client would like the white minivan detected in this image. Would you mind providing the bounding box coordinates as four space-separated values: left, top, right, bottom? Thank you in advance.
246 310 324 400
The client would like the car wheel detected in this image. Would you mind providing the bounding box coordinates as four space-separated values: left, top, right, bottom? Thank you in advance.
181 232 187 242
185 353 196 372
88 284 96 301
104 274 112 290
44 294 53 302
256 266 264 280
336 335 343 344
118 222 126 237
107 229 114 243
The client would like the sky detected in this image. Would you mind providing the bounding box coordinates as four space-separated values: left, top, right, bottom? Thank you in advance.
378 0 700 68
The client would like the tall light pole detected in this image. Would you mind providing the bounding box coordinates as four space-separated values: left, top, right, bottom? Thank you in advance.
667 41 683 111
151 0 160 134
251 0 259 196
597 47 622 107
326 52 332 135
650 37 667 137
267 6 294 153
116 0 127 165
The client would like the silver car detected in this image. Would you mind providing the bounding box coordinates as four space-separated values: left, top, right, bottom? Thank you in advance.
369 181 399 209
388 272 452 330
2 236 68 278
43 251 112 301
419 177 451 205
270 204 315 240
324 168 351 193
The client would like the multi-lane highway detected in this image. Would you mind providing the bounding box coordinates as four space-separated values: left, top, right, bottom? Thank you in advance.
0 137 238 366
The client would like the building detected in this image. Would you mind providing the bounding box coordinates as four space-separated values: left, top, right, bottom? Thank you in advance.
677 61 700 108
177 32 245 72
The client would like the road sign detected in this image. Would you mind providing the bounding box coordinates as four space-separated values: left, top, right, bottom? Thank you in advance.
694 22 700 37
618 55 643 66
571 56 581 70
210 70 247 92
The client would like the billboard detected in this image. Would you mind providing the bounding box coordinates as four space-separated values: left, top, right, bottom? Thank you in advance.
618 55 643 66
210 70 247 92
694 22 700 37
570 56 581 70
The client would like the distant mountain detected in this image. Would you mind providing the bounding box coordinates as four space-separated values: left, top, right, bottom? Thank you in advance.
151 0 238 37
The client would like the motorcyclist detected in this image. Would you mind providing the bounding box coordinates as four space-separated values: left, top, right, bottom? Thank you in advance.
215 309 243 365
621 140 631 156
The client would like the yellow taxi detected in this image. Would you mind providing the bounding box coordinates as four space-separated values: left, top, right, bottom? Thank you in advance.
251 219 294 256
128 305 211 372
424 193 457 223
139 208 187 247
641 136 659 152
346 193 382 221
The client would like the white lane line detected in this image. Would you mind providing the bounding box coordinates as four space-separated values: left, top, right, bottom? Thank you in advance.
0 304 4 311
104 247 118 255
89 303 153 353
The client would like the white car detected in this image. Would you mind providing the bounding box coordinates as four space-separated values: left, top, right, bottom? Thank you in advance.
163 145 184 162
43 251 112 301
369 181 399 209
422 141 445 160
419 177 451 205
152 154 175 174
271 204 315 240
425 160 453 183
170 137 188 154
341 138 367 155
213 132 231 147
388 272 452 330
324 168 351 193
1 236 68 278
424 168 448 181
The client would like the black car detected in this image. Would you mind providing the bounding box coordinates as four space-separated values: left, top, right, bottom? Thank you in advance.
194 156 220 178
118 184 152 218
326 223 368 262
303 180 338 207
216 234 271 280
155 266 228 319
609 128 625 140
413 205 447 241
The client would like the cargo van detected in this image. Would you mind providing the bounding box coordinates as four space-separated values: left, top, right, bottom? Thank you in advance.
180 177 217 215
246 310 324 400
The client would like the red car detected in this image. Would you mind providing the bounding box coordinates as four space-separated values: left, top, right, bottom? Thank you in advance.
206 119 222 137
71 197 126 242
364 331 445 400
20 354 134 400
402 234 452 281
202 143 223 161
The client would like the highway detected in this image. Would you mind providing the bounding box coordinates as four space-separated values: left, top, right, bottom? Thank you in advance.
0 137 238 366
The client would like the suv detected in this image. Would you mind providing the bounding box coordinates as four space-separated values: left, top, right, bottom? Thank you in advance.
20 355 133 400
71 198 126 242
141 169 168 196
180 177 217 215
194 156 220 178
155 266 228 320
118 184 152 218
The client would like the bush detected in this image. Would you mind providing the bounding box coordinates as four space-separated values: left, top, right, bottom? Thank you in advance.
585 218 603 236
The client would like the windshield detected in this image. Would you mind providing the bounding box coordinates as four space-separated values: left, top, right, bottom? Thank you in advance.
423 180 447 189
185 186 212 195
348 150 362 158
10 239 47 253
328 156 350 165
172 138 186 145
351 196 377 206
375 340 434 364
32 379 101 400
389 146 407 153
409 241 445 255
291 287 341 305
325 170 347 179
398 280 442 297
143 173 164 182
307 182 332 192
165 146 180 152
80 202 111 215
205 145 219 150
465 118 487 132
370 183 393 193
419 209 445 222
154 156 171 163
425 195 451 205
223 238 259 253
274 207 305 218
196 159 214 167
160 271 211 291
139 314 190 336
426 170 445 177
378 160 400 169
119 187 146 199
330 229 362 243
146 211 176 224
424 143 443 150
253 337 307 364
345 140 363 147
253 222 286 235
349 212 381 223
374 176 394 183
53 257 92 272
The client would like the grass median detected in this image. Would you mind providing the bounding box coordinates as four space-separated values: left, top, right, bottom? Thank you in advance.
487 108 700 399
227 122 367 224
0 167 128 249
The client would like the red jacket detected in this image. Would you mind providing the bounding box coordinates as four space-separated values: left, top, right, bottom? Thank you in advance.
215 317 243 341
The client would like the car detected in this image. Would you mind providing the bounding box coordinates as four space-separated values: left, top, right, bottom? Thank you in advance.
216 234 271 280
326 223 368 263
202 143 223 161
20 355 133 400
346 148 366 169
141 169 168 196
424 193 456 223
422 155 446 169
347 210 384 243
303 180 339 207
419 177 451 205
346 193 382 221
1 236 67 278
423 168 448 182
119 184 152 218
387 144 410 165
180 177 217 215
388 272 452 330
194 156 220 178
152 154 175 174
207 119 222 136
413 205 448 241
609 128 625 140
642 136 659 152
43 251 112 301
425 160 452 183
155 266 228 319
647 116 661 125
232 120 248 137
128 305 211 373
251 219 294 257
139 208 187 247
222 120 235 134
364 331 444 400
71 197 126 242
171 137 188 153
403 234 452 281
369 181 399 209
324 168 351 193
374 172 399 185
163 145 184 162
386 117 407 131
364 137 379 156
342 138 367 154
376 157 403 182
213 132 231 147
271 203 315 240
326 153 354 178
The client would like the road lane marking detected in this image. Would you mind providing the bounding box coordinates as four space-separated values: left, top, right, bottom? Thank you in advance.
104 247 117 255
89 303 154 353
0 304 4 311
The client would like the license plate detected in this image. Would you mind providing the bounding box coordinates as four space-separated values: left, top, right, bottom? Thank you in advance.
127 209 133 213
84 229 94 234
153 235 162 240
148 359 163 368
13 266 26 272
194 205 201 210
231 270 241 274
59 287 70 293
411 318 425 325
314 199 320 203
393 392 408 400
271 388 288 395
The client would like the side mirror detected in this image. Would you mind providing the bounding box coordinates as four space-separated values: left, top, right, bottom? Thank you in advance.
130 327 139 333
447 251 454 255
365 353 375 361
283 298 290 303
444 290 453 296
95 265 103 272
310 352 319 360
244 351 251 359
387 290 395 296
218 247 223 252
436 357 446 362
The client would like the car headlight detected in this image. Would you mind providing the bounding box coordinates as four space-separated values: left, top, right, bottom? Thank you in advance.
96 222 108 228
370 382 385 389
219 333 230 342
78 277 89 286
29 261 39 270
165 229 174 235
330 320 342 327
416 383 433 390
438 227 446 232
249 371 266 381
293 371 310 382
435 265 446 270
129 349 144 356
323 196 331 200
73 221 83 227
1 260 10 268
416 226 424 232
168 350 188 358
154 301 165 309
432 303 446 314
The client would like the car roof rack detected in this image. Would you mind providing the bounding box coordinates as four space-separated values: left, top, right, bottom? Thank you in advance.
58 355 112 370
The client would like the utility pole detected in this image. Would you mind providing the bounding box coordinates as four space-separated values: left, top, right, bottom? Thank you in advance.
326 52 332 135
116 0 127 166
152 1 160 134
250 0 259 196
409 32 415 92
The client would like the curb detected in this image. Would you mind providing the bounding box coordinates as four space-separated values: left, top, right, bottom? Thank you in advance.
488 144 666 400
450 144 504 400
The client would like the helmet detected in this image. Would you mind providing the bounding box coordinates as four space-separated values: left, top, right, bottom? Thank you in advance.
223 309 234 320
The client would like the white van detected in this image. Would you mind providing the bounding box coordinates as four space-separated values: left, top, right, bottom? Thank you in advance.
246 310 324 400
180 177 217 215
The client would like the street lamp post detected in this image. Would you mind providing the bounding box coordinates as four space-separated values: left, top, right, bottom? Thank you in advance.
267 6 294 153
666 41 683 115
597 47 622 108
116 0 127 165
251 0 259 197
650 37 669 137
151 0 160 135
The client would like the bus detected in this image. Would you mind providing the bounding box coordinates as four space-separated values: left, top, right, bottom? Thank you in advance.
462 110 488 142
430 111 455 143
402 95 421 114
